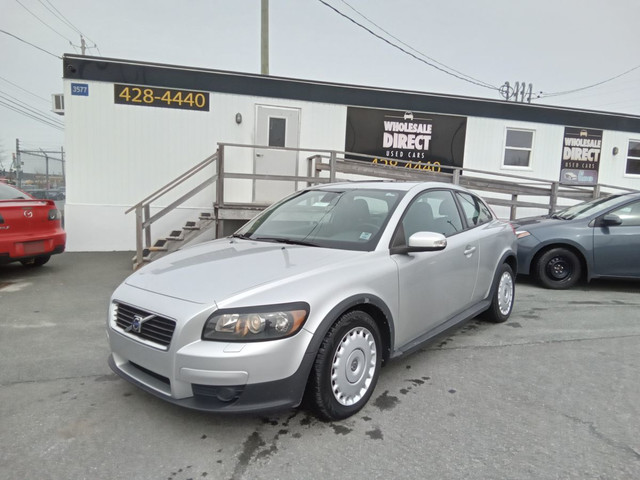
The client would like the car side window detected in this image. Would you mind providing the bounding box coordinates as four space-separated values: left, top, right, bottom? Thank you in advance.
609 200 640 226
456 192 493 227
396 190 463 245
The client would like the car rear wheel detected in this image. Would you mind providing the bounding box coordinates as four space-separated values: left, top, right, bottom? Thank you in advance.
20 255 51 267
535 247 581 289
482 263 515 323
306 310 381 421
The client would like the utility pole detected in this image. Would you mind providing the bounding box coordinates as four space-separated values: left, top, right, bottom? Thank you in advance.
15 139 22 188
80 35 86 55
261 0 269 74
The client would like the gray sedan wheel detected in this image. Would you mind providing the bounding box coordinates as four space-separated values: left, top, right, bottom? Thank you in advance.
307 310 381 421
536 247 581 289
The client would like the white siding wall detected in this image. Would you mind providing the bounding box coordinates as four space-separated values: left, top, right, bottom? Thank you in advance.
64 80 346 251
464 117 640 218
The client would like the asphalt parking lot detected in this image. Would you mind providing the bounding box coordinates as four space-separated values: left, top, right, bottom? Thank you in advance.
1 252 639 480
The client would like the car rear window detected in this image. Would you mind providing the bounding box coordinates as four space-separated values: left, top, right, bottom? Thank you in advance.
0 183 30 200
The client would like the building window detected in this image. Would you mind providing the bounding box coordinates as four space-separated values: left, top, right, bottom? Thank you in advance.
503 129 534 167
268 117 286 147
626 140 640 175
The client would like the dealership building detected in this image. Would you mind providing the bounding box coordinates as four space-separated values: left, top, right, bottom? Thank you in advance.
60 54 640 252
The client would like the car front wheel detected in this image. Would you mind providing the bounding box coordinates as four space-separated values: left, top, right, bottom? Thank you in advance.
535 247 581 289
306 310 381 421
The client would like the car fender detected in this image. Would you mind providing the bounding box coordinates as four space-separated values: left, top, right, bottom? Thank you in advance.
302 293 395 366
526 237 592 278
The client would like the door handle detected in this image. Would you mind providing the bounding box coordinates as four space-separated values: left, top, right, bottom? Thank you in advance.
464 245 477 256
256 153 264 157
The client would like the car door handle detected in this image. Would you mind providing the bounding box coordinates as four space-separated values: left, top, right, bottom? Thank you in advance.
256 153 264 157
464 246 477 256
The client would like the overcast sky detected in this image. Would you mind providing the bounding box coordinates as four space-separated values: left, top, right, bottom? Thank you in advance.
2 0 639 169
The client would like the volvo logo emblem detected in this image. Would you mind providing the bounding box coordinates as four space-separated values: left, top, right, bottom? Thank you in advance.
124 313 156 333
131 315 143 333
24 210 33 218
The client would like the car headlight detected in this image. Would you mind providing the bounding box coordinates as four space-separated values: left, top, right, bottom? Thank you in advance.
202 303 309 342
515 230 531 239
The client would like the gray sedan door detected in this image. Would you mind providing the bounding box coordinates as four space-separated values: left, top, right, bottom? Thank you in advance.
391 190 480 349
592 199 640 277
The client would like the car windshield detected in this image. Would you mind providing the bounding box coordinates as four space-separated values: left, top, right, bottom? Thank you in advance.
0 182 30 200
234 188 405 251
555 194 624 220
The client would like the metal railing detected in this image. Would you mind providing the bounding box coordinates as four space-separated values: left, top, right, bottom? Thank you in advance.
126 152 219 268
128 143 638 267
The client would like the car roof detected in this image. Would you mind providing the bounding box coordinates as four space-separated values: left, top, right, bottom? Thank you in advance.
311 181 465 193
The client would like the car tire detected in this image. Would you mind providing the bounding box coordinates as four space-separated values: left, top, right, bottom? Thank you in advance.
535 247 581 289
20 255 51 267
482 263 515 323
307 310 381 421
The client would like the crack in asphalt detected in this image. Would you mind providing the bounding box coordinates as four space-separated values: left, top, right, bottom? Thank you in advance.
0 372 117 388
434 333 640 351
562 413 640 461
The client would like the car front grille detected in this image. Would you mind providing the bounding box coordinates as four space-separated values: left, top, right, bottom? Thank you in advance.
114 302 176 348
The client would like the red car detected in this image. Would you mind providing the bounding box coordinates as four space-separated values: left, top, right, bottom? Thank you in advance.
0 182 66 267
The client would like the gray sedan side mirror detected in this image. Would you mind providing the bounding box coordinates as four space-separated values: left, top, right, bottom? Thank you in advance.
600 214 623 227
391 231 447 255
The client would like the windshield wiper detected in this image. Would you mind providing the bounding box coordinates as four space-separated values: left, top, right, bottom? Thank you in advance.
230 233 252 240
253 236 318 247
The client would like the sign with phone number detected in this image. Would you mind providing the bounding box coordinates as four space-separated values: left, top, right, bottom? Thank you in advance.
114 84 209 111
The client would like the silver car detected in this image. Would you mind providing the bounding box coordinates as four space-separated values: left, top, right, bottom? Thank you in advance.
107 182 517 420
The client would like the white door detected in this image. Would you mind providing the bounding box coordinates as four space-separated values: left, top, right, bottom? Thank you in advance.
254 105 300 203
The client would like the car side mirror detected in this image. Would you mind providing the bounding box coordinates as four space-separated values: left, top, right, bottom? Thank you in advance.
600 214 623 227
391 231 447 255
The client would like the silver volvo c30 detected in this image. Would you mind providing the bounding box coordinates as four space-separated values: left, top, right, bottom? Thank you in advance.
107 182 517 420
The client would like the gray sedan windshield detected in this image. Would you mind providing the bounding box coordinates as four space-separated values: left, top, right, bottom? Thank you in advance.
557 194 623 220
235 188 404 251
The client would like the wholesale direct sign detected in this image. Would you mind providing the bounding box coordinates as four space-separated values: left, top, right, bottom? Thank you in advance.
345 107 467 172
560 127 602 185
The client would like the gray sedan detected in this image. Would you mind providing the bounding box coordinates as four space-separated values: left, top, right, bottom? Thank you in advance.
514 191 640 289
107 182 517 420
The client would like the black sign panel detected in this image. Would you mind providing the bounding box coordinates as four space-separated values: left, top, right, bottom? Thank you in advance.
345 107 467 172
114 84 209 111
559 127 602 185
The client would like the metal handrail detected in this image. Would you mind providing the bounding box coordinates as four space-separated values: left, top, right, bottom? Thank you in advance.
128 152 218 268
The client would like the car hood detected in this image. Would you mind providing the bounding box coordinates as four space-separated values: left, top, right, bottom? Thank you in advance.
512 215 556 229
124 238 360 304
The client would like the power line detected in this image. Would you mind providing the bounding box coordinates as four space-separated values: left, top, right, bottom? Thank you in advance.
539 64 640 98
0 91 64 128
316 0 498 91
37 0 100 53
14 0 74 43
0 29 61 59
0 100 64 131
336 0 496 89
39 0 83 37
0 76 50 103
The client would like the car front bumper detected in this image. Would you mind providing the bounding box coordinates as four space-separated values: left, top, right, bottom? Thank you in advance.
107 297 317 413
516 233 543 276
